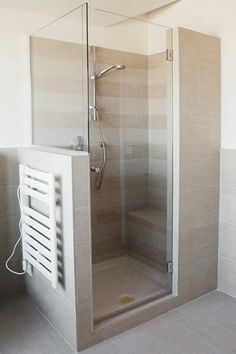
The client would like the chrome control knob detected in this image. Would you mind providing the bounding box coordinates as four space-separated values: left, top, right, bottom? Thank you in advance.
91 166 101 173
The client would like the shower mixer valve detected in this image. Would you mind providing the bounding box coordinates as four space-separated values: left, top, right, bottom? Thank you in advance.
71 136 84 151
91 166 101 173
89 105 98 121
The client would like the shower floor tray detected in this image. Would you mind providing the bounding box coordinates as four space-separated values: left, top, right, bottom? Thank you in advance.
93 255 168 322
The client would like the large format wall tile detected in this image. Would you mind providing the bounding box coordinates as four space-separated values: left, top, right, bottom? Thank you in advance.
31 37 87 148
91 46 149 261
173 256 218 308
180 186 219 230
0 148 24 298
218 149 236 298
148 52 167 212
179 223 219 267
31 38 169 263
219 222 236 261
178 28 221 304
218 256 236 298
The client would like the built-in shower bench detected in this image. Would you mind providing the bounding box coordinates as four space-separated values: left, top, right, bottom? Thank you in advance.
127 208 167 273
127 208 166 234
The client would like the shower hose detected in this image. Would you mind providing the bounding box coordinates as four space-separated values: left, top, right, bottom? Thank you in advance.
92 108 106 191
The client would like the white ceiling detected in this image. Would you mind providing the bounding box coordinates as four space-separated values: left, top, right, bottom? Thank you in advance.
0 0 179 21
0 0 179 34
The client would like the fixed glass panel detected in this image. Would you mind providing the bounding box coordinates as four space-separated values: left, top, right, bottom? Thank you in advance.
89 8 173 321
30 3 89 151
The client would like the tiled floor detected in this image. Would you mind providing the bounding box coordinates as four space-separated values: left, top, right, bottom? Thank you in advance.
1 291 236 354
0 295 74 354
93 256 167 321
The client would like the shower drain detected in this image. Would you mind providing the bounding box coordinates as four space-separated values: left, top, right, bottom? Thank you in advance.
119 295 135 305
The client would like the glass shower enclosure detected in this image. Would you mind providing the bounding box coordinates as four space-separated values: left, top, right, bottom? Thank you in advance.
30 3 173 323
89 7 173 322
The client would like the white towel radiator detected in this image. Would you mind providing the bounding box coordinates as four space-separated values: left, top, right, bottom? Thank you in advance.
19 164 58 289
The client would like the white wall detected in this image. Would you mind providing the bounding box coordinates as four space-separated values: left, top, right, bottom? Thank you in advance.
148 0 236 149
218 149 236 298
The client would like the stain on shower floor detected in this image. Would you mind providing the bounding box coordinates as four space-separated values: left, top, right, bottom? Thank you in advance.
93 255 168 321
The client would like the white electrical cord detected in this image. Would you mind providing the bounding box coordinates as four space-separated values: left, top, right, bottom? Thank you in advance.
5 185 26 275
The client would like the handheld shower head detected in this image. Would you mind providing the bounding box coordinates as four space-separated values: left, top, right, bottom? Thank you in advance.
91 64 126 80
115 64 126 70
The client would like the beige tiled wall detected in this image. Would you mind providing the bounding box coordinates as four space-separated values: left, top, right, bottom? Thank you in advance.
218 149 236 298
91 47 169 262
31 37 87 148
148 52 168 212
127 209 167 272
176 28 221 306
31 38 169 264
0 148 24 298
90 47 149 262
125 51 168 269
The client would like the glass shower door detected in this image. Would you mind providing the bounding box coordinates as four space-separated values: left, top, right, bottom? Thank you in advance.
88 7 173 322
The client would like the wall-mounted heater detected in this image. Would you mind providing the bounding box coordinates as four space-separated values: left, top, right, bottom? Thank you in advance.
19 164 58 289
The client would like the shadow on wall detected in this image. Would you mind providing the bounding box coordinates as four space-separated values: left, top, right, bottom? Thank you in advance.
0 149 25 298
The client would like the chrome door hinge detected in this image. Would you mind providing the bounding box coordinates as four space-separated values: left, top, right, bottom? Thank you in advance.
166 49 174 61
167 261 173 274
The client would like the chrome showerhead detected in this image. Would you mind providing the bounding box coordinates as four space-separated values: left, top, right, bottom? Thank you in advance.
115 64 126 70
91 64 126 80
